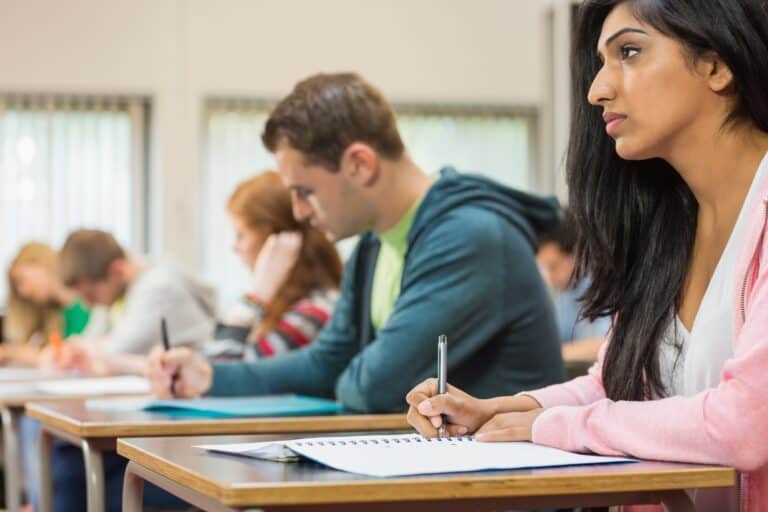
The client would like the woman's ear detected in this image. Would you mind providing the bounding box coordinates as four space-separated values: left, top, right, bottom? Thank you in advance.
701 51 734 93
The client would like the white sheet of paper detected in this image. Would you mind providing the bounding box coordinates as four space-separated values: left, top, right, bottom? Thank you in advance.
198 433 634 477
0 382 38 397
0 368 65 382
85 397 153 411
197 441 299 461
35 376 150 396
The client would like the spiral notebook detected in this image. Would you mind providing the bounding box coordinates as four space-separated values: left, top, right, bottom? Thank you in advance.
197 433 635 477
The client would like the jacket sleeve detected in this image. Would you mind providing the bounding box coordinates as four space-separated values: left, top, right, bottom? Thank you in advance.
207 244 363 398
531 255 768 472
334 208 525 412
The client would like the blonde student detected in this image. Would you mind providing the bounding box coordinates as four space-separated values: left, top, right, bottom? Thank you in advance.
3 242 92 366
407 1 768 511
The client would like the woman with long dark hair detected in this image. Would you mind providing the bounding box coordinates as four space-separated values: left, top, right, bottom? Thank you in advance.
405 1 768 509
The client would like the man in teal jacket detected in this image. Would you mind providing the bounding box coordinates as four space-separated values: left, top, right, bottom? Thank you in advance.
148 72 564 412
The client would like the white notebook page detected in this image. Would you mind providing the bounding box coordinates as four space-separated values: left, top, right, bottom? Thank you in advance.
34 376 150 395
198 433 634 477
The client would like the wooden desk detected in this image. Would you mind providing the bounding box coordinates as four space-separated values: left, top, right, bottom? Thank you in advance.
118 434 735 512
26 400 408 512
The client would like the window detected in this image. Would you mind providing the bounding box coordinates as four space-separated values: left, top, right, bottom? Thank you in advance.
395 105 534 190
203 99 535 309
0 95 148 305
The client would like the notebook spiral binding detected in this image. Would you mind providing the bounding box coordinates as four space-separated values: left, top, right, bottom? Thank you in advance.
293 436 475 447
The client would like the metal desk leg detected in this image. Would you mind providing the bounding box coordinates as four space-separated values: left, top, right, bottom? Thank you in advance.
82 438 105 512
123 461 236 512
38 424 110 512
122 461 145 512
1 406 23 512
38 426 55 512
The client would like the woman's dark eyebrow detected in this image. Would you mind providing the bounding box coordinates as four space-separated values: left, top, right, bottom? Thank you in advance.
604 27 648 48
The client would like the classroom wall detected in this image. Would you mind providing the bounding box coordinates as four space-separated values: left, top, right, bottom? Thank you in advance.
0 0 553 272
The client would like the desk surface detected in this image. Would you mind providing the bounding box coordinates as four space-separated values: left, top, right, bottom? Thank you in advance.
118 434 736 508
26 401 410 437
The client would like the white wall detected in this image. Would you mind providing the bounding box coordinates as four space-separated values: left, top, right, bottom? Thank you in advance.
0 0 552 271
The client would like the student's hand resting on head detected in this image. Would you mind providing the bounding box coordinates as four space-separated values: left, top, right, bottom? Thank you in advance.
250 232 303 304
147 345 212 399
405 378 543 441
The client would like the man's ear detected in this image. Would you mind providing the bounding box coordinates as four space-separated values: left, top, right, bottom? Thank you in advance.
700 51 734 94
108 259 125 280
340 143 380 187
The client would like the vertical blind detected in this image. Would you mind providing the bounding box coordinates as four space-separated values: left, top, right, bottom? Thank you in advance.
203 100 535 310
0 95 146 306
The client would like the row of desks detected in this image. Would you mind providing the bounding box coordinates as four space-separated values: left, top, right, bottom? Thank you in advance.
1 373 735 512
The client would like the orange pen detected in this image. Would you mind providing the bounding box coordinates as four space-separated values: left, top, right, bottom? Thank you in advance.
49 331 64 352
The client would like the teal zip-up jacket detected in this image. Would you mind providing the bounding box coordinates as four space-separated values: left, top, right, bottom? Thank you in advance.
208 168 565 412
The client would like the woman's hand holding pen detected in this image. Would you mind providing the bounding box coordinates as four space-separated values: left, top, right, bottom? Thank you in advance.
405 379 544 441
147 346 212 399
406 379 497 437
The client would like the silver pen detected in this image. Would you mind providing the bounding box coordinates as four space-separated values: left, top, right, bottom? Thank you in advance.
437 334 448 438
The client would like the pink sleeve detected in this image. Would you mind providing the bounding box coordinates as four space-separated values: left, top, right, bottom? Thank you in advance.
531 265 768 472
524 341 609 408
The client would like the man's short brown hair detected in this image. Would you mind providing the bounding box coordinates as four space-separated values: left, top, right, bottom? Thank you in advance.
262 72 405 171
59 229 126 286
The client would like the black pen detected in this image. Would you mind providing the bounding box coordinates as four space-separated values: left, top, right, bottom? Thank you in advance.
160 317 178 397
437 334 448 438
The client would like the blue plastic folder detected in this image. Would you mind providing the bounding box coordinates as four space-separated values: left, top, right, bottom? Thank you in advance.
142 395 344 418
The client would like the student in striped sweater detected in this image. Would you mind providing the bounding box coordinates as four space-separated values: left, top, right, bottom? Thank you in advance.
204 170 342 361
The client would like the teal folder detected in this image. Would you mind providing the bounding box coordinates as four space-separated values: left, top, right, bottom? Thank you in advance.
143 394 344 419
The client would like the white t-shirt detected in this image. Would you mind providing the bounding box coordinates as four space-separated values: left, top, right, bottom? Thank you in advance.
657 151 768 511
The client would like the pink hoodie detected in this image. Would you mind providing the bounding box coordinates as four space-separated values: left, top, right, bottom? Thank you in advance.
528 181 768 511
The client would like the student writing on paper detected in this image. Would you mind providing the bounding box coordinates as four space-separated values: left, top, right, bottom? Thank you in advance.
29 230 216 512
4 241 108 512
199 170 342 361
407 1 768 511
148 72 565 411
45 229 217 375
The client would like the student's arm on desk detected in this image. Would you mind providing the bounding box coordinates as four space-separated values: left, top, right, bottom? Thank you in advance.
406 340 609 440
0 343 41 366
335 210 529 412
531 273 768 471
